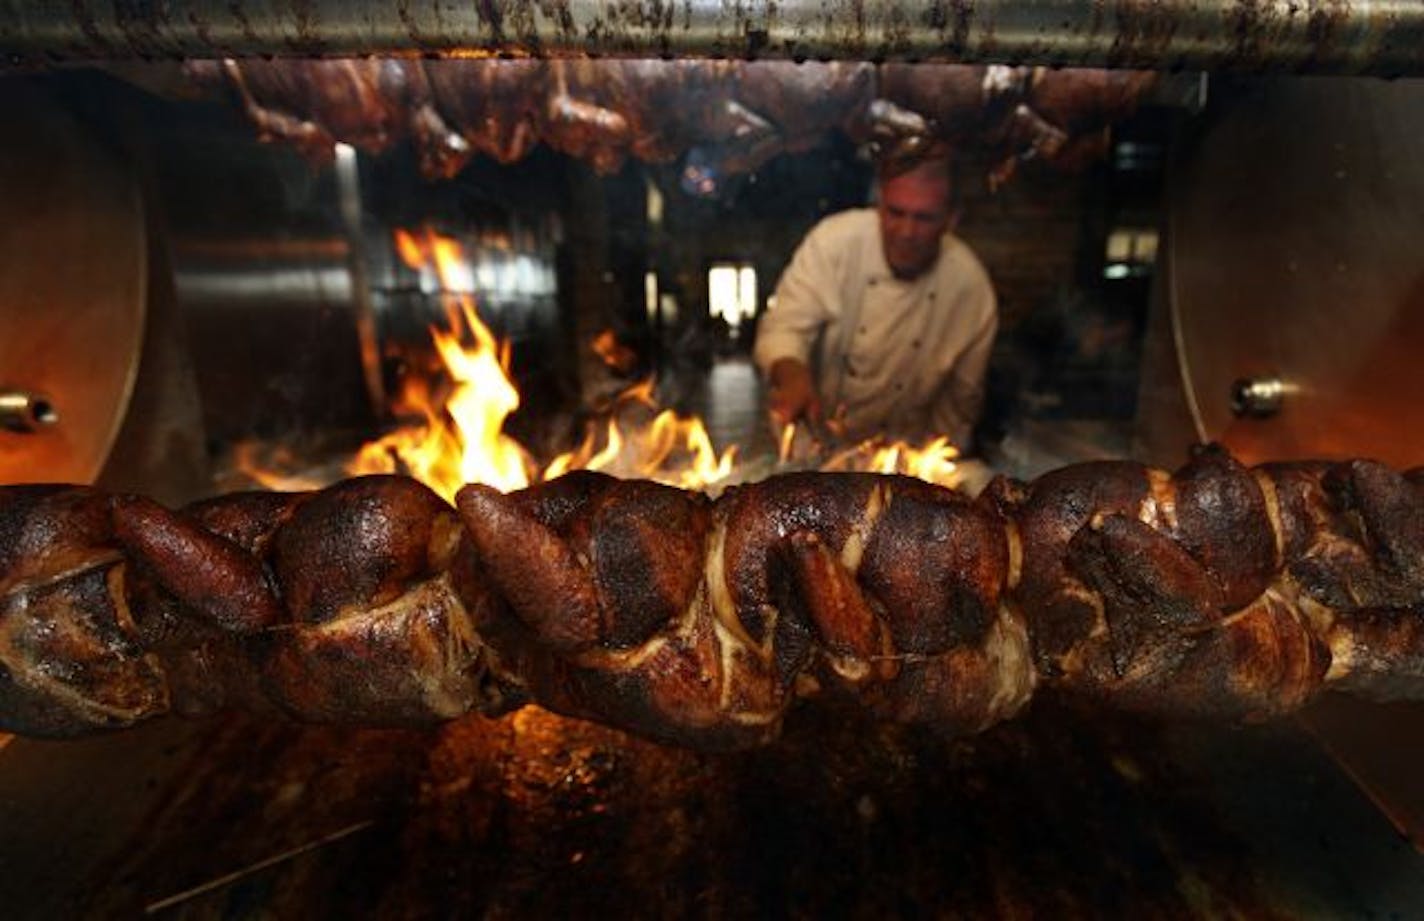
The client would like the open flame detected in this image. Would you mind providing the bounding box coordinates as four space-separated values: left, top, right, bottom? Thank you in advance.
544 380 738 489
349 228 532 496
827 436 961 483
234 226 967 499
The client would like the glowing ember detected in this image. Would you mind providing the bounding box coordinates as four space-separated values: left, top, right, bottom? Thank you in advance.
232 443 330 492
591 328 638 375
233 226 968 499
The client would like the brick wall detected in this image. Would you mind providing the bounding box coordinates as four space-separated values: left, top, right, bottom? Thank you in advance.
954 154 1096 332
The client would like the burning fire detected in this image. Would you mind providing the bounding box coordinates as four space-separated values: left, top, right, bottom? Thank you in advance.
823 436 961 484
321 226 737 499
350 228 532 496
543 379 738 489
235 227 966 499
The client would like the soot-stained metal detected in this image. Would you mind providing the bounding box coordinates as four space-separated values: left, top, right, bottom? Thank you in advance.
1 1 1422 75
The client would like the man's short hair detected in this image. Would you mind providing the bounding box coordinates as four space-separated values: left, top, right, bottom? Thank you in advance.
873 146 959 211
876 143 956 186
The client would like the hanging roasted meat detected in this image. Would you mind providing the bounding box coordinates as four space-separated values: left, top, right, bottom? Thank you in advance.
707 61 876 172
533 59 633 175
871 64 1005 154
421 58 543 174
7 448 1417 748
605 59 725 165
988 67 1163 183
185 58 1156 186
182 58 468 173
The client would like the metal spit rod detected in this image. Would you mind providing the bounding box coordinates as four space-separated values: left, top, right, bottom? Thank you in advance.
2 1 1422 75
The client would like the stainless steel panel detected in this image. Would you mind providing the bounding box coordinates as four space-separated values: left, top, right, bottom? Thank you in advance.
1166 76 1424 469
0 80 146 485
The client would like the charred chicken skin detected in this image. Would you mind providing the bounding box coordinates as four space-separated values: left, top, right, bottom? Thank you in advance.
3 447 1422 748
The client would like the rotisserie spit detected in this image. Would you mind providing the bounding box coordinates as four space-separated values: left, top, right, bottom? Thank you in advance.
4 446 1421 749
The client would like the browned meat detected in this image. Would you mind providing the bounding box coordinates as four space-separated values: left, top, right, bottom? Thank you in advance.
423 59 543 168
390 60 474 179
981 67 1159 184
866 63 1164 186
539 59 635 175
874 63 1003 144
613 59 729 164
184 58 469 174
189 59 1155 186
1012 68 1156 170
1026 68 1160 138
0 486 169 735
189 59 402 162
0 478 521 735
9 446 1415 747
710 61 876 173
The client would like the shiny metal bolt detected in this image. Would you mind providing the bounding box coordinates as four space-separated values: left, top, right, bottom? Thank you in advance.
1230 376 1288 419
0 391 60 433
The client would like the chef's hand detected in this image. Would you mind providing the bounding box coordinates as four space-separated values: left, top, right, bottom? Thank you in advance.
767 358 822 428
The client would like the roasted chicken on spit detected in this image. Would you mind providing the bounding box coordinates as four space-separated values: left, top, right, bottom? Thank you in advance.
184 58 1155 189
3 447 1421 748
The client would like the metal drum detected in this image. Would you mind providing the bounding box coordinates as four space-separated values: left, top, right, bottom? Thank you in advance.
1165 76 1424 469
0 80 147 485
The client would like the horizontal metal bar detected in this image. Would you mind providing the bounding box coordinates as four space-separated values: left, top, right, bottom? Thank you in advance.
2 1 1422 75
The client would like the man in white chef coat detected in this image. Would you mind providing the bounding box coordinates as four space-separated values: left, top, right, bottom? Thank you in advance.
754 155 997 449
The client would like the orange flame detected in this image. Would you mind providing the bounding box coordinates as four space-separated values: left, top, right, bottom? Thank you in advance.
543 380 737 490
346 228 533 498
232 443 331 492
811 430 962 487
346 228 736 498
233 227 967 499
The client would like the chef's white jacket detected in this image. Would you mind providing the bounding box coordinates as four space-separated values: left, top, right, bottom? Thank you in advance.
754 208 998 447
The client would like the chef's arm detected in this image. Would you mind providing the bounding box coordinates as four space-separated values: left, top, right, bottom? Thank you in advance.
754 229 838 426
765 357 821 426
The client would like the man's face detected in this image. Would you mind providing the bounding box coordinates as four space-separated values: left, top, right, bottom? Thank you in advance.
877 171 952 280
